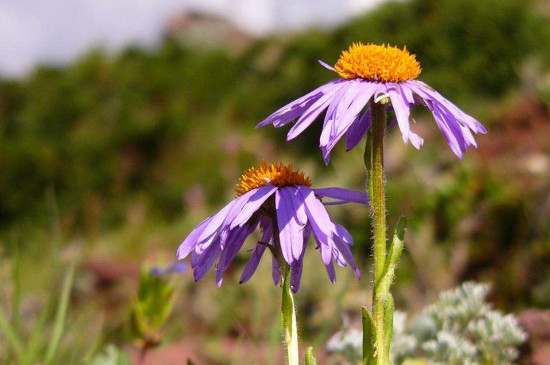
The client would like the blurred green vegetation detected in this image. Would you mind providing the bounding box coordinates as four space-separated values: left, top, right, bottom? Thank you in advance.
1 0 550 363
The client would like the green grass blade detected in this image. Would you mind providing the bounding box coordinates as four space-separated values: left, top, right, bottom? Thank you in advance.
44 259 77 364
27 294 56 363
0 304 25 362
12 236 22 335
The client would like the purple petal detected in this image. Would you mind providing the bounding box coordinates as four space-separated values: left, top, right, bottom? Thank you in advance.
240 245 267 284
256 80 342 129
345 108 371 151
196 190 258 253
388 85 411 143
272 256 280 285
177 215 213 259
216 223 257 286
318 59 335 71
290 259 304 293
400 83 415 105
230 184 277 228
408 130 424 150
192 238 221 281
337 82 377 136
240 216 273 285
324 254 337 284
276 188 304 263
287 82 345 140
411 81 486 134
196 199 240 251
298 186 334 266
314 187 368 205
333 224 360 279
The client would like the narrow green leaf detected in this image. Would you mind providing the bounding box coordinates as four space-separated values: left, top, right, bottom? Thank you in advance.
377 216 408 294
12 237 22 335
362 306 375 365
27 294 56 362
0 305 25 362
383 294 395 362
45 259 77 364
305 347 318 365
387 216 407 269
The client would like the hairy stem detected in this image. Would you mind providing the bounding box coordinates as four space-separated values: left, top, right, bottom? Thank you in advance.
281 265 299 365
370 101 388 364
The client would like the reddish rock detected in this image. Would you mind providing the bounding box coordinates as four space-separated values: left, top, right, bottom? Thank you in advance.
519 309 550 365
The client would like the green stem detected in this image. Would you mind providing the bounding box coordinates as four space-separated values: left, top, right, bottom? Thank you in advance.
370 101 388 365
281 265 299 365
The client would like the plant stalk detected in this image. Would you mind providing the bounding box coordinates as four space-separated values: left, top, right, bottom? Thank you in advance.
281 265 299 365
369 101 388 364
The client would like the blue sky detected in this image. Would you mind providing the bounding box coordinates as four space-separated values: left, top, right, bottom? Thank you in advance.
0 0 386 78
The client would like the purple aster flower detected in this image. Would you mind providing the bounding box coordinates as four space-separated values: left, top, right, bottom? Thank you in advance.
150 260 188 277
176 162 367 292
256 43 487 163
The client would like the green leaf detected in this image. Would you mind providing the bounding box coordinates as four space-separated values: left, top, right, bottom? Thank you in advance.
387 216 407 269
362 306 375 365
383 294 394 363
27 294 56 362
131 263 179 340
45 259 77 364
378 216 408 295
305 347 318 365
0 304 25 363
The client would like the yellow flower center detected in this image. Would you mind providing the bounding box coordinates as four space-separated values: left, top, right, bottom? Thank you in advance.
235 162 312 196
334 43 421 82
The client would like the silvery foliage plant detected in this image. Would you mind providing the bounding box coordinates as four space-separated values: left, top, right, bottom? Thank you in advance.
327 282 526 365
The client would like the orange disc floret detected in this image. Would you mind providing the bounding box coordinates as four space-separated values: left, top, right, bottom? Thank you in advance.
334 43 421 83
235 162 312 196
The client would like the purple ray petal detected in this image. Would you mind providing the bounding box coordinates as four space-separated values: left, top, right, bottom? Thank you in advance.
408 130 424 150
177 215 213 259
276 188 304 263
400 83 415 105
325 256 337 284
314 187 368 205
256 80 343 129
216 223 257 287
290 259 304 293
388 85 411 143
345 108 371 151
283 186 308 225
287 82 345 140
298 186 334 266
337 82 377 136
318 59 335 71
411 81 486 134
240 244 266 284
272 256 280 285
230 184 277 228
192 238 221 281
333 224 360 279
196 198 240 251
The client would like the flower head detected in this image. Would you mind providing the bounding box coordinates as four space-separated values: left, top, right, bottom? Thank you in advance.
257 43 487 163
335 43 421 82
177 162 366 292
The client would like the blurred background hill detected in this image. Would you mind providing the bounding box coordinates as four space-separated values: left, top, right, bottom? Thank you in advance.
1 0 550 363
